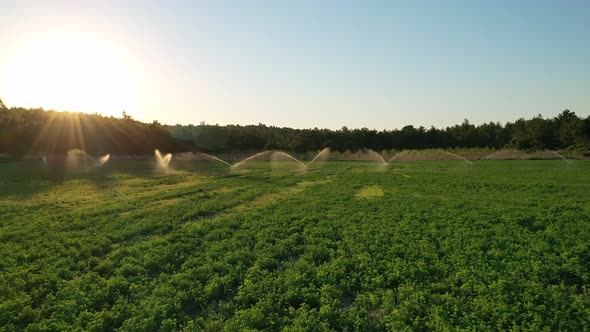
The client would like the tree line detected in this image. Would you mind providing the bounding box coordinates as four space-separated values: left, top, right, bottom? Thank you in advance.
1 98 589 157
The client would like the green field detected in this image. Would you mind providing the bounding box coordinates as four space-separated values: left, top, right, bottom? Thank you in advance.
1 160 589 331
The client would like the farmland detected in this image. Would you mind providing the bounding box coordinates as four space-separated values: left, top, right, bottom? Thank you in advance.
1 160 589 331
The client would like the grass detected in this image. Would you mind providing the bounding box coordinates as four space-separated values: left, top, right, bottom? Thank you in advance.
0 160 589 331
355 186 385 199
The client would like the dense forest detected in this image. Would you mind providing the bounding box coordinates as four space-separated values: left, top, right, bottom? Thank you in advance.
1 98 589 156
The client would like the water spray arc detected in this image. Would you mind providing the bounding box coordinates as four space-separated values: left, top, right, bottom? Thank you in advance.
97 154 111 166
367 149 387 165
272 148 332 169
474 151 501 164
155 149 172 167
161 150 315 170
547 150 573 163
231 151 272 169
66 149 112 168
272 151 307 168
439 150 473 164
362 149 408 165
151 147 578 174
386 150 408 164
368 149 473 165
198 153 233 167
472 149 574 164
229 148 331 170
306 148 331 168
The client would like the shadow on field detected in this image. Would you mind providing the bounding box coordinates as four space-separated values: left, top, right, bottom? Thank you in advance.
0 159 303 200
0 160 177 199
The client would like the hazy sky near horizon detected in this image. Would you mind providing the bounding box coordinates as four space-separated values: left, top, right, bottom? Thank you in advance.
1 0 589 129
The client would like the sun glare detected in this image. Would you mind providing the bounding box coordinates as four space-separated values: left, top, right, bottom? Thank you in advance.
3 31 140 117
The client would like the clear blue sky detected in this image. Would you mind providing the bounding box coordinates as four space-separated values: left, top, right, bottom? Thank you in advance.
1 0 588 129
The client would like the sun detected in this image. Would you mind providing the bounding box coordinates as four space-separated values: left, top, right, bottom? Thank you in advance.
1 31 140 118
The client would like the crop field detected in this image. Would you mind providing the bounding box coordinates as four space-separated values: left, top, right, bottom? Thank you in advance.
1 160 589 331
